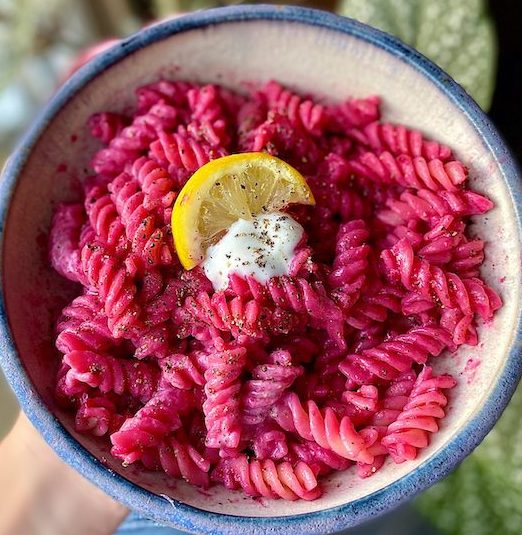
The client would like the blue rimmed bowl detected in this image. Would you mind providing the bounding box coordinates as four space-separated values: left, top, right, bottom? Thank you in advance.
1 5 521 534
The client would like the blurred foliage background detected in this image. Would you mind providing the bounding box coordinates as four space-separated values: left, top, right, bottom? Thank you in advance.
0 1 521 534
0 0 499 162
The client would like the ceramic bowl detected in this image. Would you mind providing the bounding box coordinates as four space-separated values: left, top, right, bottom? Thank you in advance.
1 5 521 534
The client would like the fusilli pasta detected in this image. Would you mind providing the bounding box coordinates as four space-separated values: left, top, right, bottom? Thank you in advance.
50 79 500 501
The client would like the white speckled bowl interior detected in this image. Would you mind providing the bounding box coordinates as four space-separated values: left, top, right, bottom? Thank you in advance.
1 6 521 533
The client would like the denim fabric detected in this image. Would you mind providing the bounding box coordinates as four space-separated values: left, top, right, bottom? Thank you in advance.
115 504 439 535
116 512 186 535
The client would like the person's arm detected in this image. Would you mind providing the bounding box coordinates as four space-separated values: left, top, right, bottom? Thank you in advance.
0 413 128 535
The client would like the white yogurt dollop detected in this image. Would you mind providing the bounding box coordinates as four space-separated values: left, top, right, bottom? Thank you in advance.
202 212 304 291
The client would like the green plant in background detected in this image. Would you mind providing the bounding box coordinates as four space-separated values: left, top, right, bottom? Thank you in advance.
337 0 497 110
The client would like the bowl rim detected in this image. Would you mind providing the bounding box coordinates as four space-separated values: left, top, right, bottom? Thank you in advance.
1 4 522 534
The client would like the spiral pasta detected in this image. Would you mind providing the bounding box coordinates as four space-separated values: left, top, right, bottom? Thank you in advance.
88 112 128 144
49 203 86 283
378 188 494 227
81 241 141 336
84 182 127 256
109 171 173 268
157 434 210 488
183 291 265 340
241 350 304 426
149 128 226 183
272 392 374 463
339 326 452 387
263 80 326 135
75 395 123 437
359 121 453 161
343 385 379 418
381 367 456 463
249 114 321 173
203 347 246 449
131 157 176 216
289 441 351 473
136 80 196 114
266 276 345 348
160 353 205 390
345 285 403 330
351 151 467 191
63 350 160 403
448 238 485 277
416 215 466 265
353 371 418 477
111 387 193 464
328 220 370 310
381 238 502 329
212 455 321 500
92 102 181 176
186 84 239 148
56 294 114 355
326 95 381 131
250 425 289 460
50 79 500 500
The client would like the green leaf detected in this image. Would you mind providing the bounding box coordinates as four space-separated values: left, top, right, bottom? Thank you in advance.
416 382 522 535
337 0 497 110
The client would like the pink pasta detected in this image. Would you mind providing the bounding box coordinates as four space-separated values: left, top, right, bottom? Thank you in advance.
75 395 124 437
109 170 173 268
50 79 501 501
157 435 210 488
378 188 494 226
149 128 226 183
110 387 193 464
203 347 246 449
328 220 370 310
83 181 128 257
265 276 345 348
131 157 176 216
339 326 453 387
289 440 351 474
80 240 142 336
88 112 128 145
186 84 240 148
271 392 374 463
160 352 205 390
358 121 453 161
55 294 114 355
92 102 181 176
183 290 264 340
212 455 321 501
326 95 380 133
50 203 86 283
263 80 326 135
381 367 456 463
351 152 467 191
242 350 304 426
63 350 160 403
381 238 502 344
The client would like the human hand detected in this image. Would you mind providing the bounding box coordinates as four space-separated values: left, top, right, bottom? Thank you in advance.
0 413 128 535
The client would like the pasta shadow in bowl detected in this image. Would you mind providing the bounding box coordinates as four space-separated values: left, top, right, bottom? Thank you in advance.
1 5 522 534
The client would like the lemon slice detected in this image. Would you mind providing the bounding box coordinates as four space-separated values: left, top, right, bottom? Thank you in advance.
172 152 315 269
